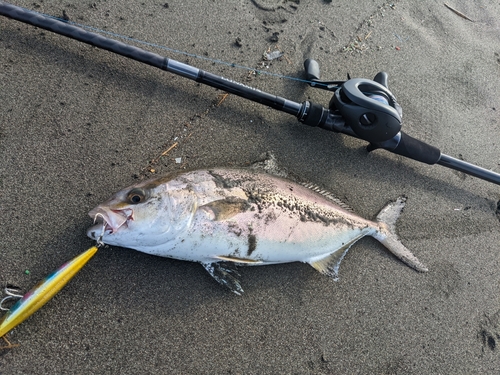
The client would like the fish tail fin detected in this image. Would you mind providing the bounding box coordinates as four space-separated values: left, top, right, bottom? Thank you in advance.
374 197 428 272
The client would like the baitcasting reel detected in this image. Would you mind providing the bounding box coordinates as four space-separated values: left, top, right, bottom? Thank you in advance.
304 59 402 143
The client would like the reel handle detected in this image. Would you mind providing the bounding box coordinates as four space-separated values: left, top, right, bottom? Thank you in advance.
373 72 389 88
304 58 321 81
303 59 346 90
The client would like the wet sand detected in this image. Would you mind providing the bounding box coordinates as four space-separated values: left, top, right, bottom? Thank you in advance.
1 1 499 373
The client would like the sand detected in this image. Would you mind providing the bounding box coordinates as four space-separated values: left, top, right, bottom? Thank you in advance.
1 0 499 373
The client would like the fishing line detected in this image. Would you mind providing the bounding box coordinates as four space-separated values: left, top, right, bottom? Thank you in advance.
4 2 498 185
11 4 326 87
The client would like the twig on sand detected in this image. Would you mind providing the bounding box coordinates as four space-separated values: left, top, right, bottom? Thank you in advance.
444 3 474 22
1 335 19 350
150 141 179 167
216 93 229 107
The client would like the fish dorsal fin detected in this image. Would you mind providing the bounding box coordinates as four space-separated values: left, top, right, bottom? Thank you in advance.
300 182 354 212
200 197 250 221
249 151 289 178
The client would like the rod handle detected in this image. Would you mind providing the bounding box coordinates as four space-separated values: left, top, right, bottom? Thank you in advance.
371 132 441 165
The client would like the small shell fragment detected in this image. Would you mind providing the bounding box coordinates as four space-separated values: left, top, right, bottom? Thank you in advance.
264 50 283 61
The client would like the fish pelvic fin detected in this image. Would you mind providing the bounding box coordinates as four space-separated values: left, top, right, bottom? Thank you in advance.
374 197 428 272
214 255 262 264
308 237 362 281
201 262 244 295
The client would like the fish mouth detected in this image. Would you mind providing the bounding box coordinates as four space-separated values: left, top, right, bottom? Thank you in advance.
88 207 134 235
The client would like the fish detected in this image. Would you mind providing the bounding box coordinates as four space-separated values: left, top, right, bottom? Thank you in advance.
87 168 427 294
0 246 99 342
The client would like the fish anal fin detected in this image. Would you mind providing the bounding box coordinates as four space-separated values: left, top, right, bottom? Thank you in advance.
201 262 244 295
308 238 360 280
309 251 345 281
200 197 250 221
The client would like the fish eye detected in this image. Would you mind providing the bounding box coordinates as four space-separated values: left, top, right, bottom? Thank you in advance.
126 188 147 204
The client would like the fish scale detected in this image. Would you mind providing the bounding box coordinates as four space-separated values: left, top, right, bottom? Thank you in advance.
87 168 427 294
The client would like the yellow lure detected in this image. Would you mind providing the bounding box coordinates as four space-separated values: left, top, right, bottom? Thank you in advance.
0 246 98 338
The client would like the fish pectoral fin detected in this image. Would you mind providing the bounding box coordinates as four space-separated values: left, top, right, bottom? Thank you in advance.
308 239 359 281
201 262 244 295
199 197 250 221
214 255 262 264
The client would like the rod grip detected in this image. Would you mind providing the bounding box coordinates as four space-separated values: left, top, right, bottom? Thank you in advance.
390 132 441 165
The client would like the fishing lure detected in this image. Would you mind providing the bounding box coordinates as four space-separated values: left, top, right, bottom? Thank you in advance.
0 246 99 348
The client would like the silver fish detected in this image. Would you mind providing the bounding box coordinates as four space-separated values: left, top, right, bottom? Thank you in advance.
87 169 427 294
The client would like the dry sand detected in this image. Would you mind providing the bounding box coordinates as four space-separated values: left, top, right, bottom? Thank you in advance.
1 0 499 373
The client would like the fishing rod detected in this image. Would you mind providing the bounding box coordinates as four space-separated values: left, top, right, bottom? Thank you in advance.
1 2 499 186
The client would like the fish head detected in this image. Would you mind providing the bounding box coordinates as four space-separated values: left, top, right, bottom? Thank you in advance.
86 174 198 250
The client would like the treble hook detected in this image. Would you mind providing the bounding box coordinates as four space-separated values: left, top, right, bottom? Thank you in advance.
0 287 23 311
1 246 99 350
92 213 107 248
